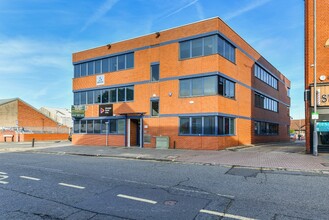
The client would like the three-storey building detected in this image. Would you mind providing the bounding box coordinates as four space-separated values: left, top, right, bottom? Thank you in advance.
72 17 290 150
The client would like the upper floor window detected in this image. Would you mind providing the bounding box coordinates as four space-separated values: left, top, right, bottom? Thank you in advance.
255 92 278 112
180 35 218 59
73 86 134 105
73 52 134 78
179 75 235 99
254 64 278 90
218 36 235 62
219 77 235 99
287 87 290 97
151 63 159 81
179 35 235 63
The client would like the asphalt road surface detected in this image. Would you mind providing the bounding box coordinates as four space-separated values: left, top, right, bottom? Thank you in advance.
0 151 328 219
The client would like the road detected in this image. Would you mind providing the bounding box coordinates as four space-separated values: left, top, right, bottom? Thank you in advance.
0 151 328 219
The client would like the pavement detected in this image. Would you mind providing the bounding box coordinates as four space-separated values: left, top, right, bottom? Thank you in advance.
1 140 329 173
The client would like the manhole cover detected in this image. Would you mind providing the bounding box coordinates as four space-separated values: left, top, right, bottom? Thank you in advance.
164 200 177 206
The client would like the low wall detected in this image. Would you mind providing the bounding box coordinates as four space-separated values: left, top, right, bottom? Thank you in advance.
22 133 69 142
0 132 69 142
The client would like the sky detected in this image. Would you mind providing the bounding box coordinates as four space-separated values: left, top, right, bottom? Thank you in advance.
0 0 304 119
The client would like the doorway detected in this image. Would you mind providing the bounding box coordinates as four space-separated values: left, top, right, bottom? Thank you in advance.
129 119 140 147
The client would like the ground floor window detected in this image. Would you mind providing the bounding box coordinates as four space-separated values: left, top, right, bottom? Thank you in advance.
254 121 279 135
179 116 235 136
73 119 125 134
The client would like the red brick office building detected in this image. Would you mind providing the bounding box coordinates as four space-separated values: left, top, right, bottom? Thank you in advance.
305 0 329 153
72 17 290 150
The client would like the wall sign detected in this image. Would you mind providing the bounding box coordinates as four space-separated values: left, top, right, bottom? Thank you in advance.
96 75 105 86
71 105 85 119
99 104 113 116
317 122 329 132
311 85 329 106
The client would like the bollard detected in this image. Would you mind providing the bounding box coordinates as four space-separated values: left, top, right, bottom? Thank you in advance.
32 138 35 147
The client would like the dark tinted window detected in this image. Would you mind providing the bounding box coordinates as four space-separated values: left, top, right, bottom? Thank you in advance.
126 53 134 68
118 88 125 102
151 64 159 81
109 89 117 102
126 86 134 101
118 55 125 70
102 58 109 73
88 61 94 75
95 60 101 74
179 118 190 134
151 100 159 116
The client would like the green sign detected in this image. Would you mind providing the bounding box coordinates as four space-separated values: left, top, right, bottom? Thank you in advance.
316 122 329 132
312 112 319 120
71 105 85 118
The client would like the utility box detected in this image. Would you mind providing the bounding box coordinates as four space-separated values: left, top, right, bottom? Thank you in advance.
156 136 169 149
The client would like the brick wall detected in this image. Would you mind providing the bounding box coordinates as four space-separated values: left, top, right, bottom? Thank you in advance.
73 17 290 149
17 100 59 128
22 133 69 142
305 0 329 153
72 134 124 146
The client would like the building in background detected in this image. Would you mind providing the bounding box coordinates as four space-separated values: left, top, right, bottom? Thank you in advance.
72 17 290 150
0 98 69 142
290 119 305 140
39 107 72 129
305 0 329 153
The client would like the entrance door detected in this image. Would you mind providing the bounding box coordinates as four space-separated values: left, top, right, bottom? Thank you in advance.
130 119 140 147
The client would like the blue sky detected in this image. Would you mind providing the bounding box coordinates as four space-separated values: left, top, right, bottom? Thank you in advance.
0 0 304 119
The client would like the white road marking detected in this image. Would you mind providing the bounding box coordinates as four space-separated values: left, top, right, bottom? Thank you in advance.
0 172 7 175
0 174 9 184
102 177 235 199
200 209 257 220
20 176 40 181
58 183 85 189
216 193 235 199
117 194 157 204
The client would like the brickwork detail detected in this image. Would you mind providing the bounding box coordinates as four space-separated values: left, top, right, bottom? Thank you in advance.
72 17 290 149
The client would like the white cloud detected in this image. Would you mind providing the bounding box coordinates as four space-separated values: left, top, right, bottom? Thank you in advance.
0 36 87 108
80 0 119 32
224 0 272 21
195 1 205 20
160 0 199 19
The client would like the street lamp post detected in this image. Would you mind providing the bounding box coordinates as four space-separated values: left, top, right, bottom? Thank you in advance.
313 0 318 156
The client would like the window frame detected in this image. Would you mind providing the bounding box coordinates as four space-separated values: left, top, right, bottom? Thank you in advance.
151 63 160 82
179 116 235 136
151 99 159 117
